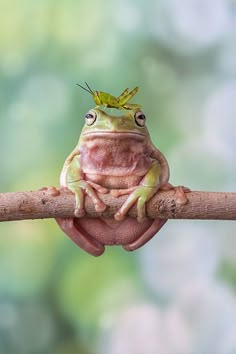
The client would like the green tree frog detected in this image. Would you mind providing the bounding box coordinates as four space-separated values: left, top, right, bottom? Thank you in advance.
56 108 188 256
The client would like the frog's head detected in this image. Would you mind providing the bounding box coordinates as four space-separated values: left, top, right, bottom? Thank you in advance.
80 108 149 140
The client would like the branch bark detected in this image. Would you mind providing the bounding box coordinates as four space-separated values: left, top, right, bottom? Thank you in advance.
0 190 235 222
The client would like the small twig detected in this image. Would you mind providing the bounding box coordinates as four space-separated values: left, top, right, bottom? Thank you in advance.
0 190 235 222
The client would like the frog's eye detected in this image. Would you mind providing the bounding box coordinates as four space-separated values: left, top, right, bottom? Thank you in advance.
134 111 146 127
85 110 97 126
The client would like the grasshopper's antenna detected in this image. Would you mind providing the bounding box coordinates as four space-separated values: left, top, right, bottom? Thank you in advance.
76 83 92 94
84 82 94 94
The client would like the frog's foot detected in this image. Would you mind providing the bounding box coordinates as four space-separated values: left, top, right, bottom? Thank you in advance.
110 187 136 197
55 217 104 256
39 186 61 196
160 183 190 206
114 186 156 223
86 181 109 194
47 186 61 196
40 185 73 197
71 181 107 217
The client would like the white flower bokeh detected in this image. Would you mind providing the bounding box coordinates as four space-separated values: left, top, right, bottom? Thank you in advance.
140 221 221 300
204 82 236 164
8 74 70 123
99 303 190 354
174 282 236 354
148 0 232 55
99 285 236 354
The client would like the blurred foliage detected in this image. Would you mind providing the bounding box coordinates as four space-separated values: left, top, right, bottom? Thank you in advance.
1 0 236 353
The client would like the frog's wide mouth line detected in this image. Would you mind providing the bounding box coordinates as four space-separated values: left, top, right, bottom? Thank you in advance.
82 131 146 138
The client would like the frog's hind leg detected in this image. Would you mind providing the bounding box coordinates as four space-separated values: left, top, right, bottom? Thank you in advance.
56 218 105 256
123 219 167 252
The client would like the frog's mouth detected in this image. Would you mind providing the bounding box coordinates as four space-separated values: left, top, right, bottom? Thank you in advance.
82 131 146 138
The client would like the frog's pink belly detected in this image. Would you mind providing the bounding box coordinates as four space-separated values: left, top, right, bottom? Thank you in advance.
74 217 154 245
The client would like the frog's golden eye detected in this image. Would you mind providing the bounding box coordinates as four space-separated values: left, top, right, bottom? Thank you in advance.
134 111 146 127
85 110 97 126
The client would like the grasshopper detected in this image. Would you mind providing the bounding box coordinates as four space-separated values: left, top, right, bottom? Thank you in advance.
77 82 141 110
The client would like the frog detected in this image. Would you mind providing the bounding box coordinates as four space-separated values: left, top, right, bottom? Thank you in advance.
55 108 188 256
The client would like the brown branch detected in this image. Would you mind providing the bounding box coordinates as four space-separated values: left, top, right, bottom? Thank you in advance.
0 190 235 222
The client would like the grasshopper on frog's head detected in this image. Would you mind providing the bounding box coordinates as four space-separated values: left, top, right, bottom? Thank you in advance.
54 104 190 256
76 82 141 110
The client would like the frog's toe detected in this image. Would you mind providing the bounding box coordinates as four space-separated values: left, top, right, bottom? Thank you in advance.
115 193 138 221
87 181 109 194
47 186 60 197
73 191 85 217
137 215 148 223
74 207 85 218
114 211 126 221
160 184 190 205
159 182 173 191
94 201 107 213
83 184 107 212
174 186 189 205
137 196 147 223
39 186 60 196
114 206 132 221
111 187 136 197
182 186 191 193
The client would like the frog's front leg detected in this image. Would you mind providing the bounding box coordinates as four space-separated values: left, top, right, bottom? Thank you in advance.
150 148 190 205
56 151 108 256
114 160 162 222
68 180 107 217
61 151 108 217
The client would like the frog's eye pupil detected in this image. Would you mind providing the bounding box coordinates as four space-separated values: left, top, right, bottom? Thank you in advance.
135 111 146 127
85 110 97 125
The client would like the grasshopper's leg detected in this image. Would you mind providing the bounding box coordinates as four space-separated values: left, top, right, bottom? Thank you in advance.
117 88 129 100
123 103 142 110
118 86 139 106
115 88 130 110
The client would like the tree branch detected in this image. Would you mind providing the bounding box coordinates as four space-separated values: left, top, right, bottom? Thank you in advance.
0 190 235 222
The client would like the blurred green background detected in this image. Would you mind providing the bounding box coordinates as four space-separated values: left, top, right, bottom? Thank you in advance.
1 0 236 353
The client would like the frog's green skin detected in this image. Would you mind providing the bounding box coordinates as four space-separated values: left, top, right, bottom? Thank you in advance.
56 108 186 256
